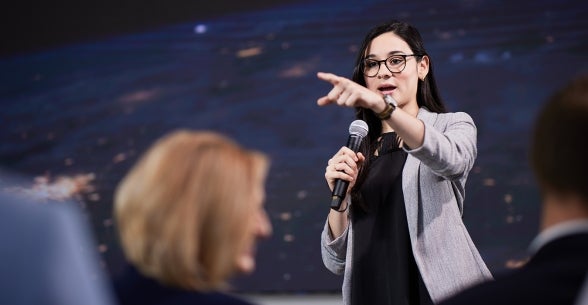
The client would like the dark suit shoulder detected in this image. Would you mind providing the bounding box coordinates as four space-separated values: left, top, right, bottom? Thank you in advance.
114 265 257 305
162 291 256 305
439 233 588 305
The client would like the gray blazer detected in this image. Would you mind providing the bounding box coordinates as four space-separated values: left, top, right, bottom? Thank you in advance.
321 107 493 304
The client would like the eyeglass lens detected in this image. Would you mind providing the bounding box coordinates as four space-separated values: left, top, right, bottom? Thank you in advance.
363 55 407 77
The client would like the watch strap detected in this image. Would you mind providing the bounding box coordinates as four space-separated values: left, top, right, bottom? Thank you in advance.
377 95 397 120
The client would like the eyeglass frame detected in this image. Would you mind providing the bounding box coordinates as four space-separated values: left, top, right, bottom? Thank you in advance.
361 54 423 77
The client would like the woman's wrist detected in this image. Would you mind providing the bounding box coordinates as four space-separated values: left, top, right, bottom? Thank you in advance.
335 197 351 212
376 95 398 120
373 95 388 114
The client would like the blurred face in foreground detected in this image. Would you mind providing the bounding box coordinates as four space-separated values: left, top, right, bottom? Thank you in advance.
234 182 272 274
115 130 273 290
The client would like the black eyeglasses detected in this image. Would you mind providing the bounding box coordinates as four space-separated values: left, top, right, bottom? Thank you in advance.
362 54 420 77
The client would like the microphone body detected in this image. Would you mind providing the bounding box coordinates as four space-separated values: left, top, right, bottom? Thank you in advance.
330 120 368 211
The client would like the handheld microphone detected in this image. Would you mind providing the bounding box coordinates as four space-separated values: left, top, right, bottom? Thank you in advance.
330 119 369 211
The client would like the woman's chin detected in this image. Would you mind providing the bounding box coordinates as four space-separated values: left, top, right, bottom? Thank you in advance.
235 256 256 274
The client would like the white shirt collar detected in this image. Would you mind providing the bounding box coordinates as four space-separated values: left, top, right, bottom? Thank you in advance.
529 220 588 254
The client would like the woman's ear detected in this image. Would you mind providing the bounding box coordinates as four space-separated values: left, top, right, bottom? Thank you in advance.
418 55 430 80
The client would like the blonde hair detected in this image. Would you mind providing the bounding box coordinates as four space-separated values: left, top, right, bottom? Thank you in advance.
114 130 269 291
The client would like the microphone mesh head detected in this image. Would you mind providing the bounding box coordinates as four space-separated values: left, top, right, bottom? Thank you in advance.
349 120 369 138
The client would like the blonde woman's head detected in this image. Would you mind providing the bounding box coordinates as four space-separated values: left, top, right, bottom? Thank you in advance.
114 130 271 291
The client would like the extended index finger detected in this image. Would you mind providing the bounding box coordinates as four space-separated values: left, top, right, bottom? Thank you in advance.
317 72 341 85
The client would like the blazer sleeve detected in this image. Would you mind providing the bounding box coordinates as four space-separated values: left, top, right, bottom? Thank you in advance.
320 219 349 275
405 111 477 181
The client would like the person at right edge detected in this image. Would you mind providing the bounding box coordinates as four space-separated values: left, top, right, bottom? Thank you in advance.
317 20 493 305
439 76 588 305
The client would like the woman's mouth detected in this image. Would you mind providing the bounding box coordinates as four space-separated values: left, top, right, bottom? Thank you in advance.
378 85 396 95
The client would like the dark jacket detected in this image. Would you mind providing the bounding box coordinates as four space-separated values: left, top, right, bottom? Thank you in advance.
439 232 588 305
114 264 257 305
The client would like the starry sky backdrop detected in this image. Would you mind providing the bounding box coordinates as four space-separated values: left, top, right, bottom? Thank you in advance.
1 0 587 294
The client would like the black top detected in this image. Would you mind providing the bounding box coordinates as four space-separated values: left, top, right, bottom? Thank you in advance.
350 132 433 305
113 264 257 305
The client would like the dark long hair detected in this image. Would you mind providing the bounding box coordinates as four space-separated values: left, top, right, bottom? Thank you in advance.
350 20 447 211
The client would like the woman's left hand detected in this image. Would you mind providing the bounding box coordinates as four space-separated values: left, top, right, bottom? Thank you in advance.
316 72 384 112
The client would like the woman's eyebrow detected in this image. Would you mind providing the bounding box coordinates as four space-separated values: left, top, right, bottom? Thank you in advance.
364 50 408 59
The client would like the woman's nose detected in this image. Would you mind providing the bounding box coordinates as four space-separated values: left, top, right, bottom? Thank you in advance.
256 209 272 238
377 72 390 80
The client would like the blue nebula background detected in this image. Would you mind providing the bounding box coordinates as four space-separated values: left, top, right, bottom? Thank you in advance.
1 0 587 294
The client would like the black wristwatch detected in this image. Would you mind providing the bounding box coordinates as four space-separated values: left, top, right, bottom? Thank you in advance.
377 94 397 120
